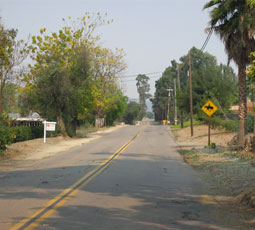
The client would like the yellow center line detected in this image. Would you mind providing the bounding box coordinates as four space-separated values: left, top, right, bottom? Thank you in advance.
10 125 146 230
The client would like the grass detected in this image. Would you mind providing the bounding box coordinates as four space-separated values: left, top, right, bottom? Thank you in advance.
76 124 99 138
171 120 202 129
179 149 200 165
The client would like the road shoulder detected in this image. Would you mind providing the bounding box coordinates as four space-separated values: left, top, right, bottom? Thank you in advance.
171 125 255 229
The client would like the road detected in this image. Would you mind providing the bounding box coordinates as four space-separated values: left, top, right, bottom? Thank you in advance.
0 121 233 230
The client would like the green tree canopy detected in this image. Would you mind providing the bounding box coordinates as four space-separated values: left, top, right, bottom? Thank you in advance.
136 74 151 118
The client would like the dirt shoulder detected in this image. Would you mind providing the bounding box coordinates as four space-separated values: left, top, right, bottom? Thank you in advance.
172 125 255 229
0 125 124 162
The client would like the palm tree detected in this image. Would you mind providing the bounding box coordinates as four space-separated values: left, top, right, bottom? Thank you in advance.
204 0 255 148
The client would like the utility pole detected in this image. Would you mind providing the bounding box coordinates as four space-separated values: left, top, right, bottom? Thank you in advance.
177 64 184 128
174 79 177 125
166 88 171 124
189 51 194 136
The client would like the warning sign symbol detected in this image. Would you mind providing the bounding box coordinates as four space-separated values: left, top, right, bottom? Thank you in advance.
202 100 218 117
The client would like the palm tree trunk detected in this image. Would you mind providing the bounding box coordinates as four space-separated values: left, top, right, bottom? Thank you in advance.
238 64 247 148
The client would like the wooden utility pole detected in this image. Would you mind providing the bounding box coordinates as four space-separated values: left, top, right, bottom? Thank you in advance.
177 64 184 128
174 79 177 125
189 51 194 136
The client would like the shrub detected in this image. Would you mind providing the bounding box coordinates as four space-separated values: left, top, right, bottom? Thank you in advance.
0 126 9 151
0 123 61 153
31 126 44 139
208 116 239 132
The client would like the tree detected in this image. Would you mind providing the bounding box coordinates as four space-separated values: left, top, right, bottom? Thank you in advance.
23 16 94 136
136 74 151 118
88 46 127 127
177 48 237 119
152 74 173 121
123 101 140 125
152 48 237 123
0 20 28 113
204 0 255 147
105 95 128 126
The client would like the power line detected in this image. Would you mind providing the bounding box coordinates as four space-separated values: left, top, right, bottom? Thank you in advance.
119 75 161 82
201 27 213 51
121 29 213 83
120 71 163 78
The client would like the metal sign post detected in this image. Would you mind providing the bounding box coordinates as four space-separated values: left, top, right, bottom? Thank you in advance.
201 100 218 146
43 121 57 143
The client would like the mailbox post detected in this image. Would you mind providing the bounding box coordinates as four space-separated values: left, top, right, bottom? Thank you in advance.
43 121 56 143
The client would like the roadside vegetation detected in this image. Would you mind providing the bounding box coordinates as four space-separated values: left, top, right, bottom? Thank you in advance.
0 13 144 154
150 1 255 221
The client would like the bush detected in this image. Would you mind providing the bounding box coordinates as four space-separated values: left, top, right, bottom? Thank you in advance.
0 126 9 151
0 123 61 153
10 126 32 142
31 126 44 139
31 124 61 138
208 116 239 132
247 114 255 133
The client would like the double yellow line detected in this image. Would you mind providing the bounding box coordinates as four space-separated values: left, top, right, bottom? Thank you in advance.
10 126 145 230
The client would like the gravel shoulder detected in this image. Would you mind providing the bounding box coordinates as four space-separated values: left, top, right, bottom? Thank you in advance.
172 125 255 229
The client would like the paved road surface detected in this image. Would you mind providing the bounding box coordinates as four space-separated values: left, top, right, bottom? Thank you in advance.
0 121 234 230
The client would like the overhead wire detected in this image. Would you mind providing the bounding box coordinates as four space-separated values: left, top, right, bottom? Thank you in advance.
201 27 213 51
120 71 162 79
120 75 161 82
120 29 213 83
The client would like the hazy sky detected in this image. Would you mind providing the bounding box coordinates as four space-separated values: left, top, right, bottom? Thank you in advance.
0 0 233 99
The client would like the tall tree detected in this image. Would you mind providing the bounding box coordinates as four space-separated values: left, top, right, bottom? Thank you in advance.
88 46 126 127
136 74 151 118
152 48 237 122
0 20 28 113
177 47 237 118
152 70 174 121
23 16 95 136
204 0 255 147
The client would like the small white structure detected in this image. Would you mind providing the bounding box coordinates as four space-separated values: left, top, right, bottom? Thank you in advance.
43 121 57 143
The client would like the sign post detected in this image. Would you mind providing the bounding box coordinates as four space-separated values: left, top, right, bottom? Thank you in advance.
201 100 218 146
43 121 56 143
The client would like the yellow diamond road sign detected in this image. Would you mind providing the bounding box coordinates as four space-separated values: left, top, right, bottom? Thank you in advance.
202 100 218 117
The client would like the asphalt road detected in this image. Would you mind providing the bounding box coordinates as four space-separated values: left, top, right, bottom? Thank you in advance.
0 121 234 230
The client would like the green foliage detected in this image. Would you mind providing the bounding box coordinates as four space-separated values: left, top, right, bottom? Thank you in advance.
204 0 255 146
247 114 255 133
123 101 141 125
152 71 174 121
105 96 128 126
30 125 61 138
209 116 239 132
10 126 32 142
0 126 32 152
171 120 202 129
153 47 237 123
146 112 154 119
179 48 237 118
0 126 9 151
0 124 61 153
22 15 126 134
0 20 29 114
136 74 151 118
210 142 216 149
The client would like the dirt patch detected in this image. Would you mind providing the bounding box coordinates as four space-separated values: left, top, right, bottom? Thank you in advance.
0 125 123 161
173 124 235 148
172 125 255 229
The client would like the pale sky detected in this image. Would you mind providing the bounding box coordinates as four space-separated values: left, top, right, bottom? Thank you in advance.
0 0 234 99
